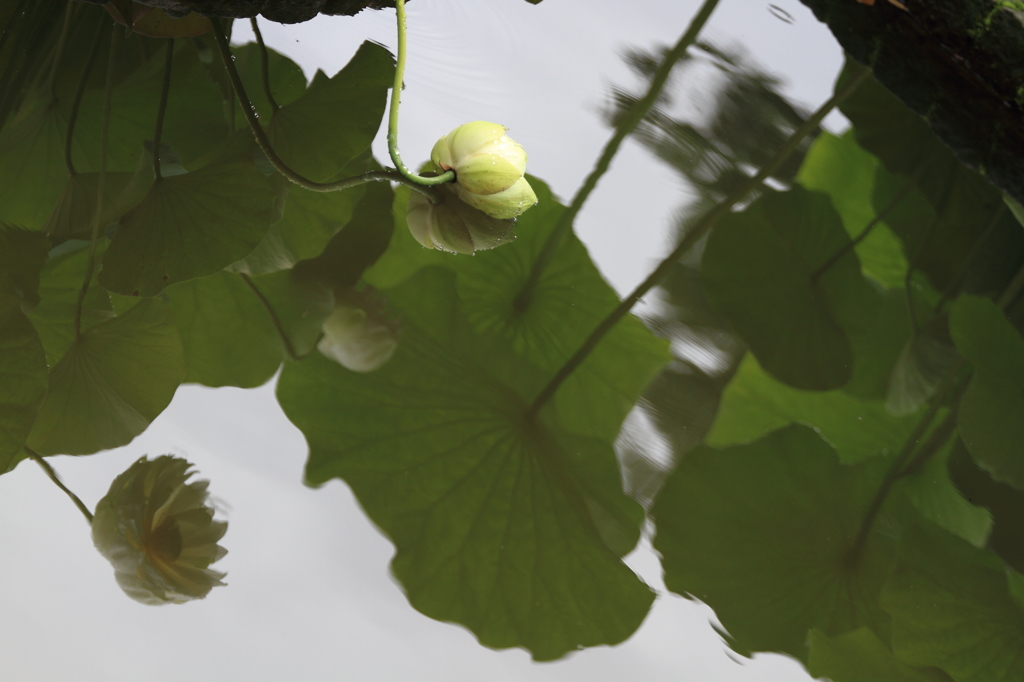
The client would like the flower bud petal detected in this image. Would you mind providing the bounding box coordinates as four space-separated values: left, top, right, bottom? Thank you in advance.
429 134 453 172
317 288 400 372
456 153 526 196
92 456 227 606
407 187 516 254
452 175 538 220
446 121 509 162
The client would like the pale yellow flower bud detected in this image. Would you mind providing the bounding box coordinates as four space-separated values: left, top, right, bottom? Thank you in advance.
430 121 538 219
406 185 516 254
317 287 400 372
92 456 227 605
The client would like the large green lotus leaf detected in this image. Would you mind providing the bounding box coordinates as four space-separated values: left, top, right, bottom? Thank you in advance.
652 424 894 660
0 225 49 306
277 267 653 661
0 99 70 230
165 271 283 388
230 42 307 130
368 179 670 442
797 130 907 289
807 628 953 682
99 157 276 296
74 38 227 170
25 298 184 456
949 295 1024 489
702 186 880 391
26 241 114 366
0 296 48 473
268 41 393 183
882 525 1024 682
708 352 919 463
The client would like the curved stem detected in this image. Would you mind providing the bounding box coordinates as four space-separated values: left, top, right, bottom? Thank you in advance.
811 171 919 284
387 0 454 187
238 273 317 361
46 2 75 101
26 447 94 524
152 38 174 181
73 22 116 341
210 19 445 202
514 0 721 313
249 17 279 113
936 202 1006 310
524 62 873 420
64 16 105 177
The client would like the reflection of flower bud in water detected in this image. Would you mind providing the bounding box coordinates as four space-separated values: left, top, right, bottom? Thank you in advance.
317 287 400 372
92 456 227 605
406 185 516 255
430 121 538 219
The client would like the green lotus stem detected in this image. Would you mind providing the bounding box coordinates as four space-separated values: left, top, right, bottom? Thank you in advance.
514 0 721 313
26 447 94 524
524 62 873 421
73 22 117 341
210 19 444 202
63 17 105 176
250 17 279 112
153 38 174 181
387 0 454 187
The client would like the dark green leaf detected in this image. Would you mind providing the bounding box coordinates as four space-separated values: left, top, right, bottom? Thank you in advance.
247 270 333 359
708 354 924 463
165 271 282 388
949 295 1024 489
99 157 277 296
0 99 70 230
882 525 1024 682
26 298 184 456
701 186 881 390
807 628 953 682
268 41 393 183
42 171 136 240
277 267 652 661
652 424 894 660
885 314 959 417
845 288 913 402
0 225 49 306
230 42 307 129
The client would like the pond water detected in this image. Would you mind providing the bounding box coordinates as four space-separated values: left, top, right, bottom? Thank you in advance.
1 1 884 680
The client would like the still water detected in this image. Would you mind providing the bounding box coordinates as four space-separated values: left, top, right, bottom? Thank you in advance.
3 0 949 679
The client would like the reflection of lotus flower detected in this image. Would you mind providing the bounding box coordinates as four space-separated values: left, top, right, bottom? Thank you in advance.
406 185 516 254
430 121 538 219
92 456 227 605
317 287 399 372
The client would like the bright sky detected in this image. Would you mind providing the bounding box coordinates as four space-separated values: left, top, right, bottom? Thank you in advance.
0 1 845 680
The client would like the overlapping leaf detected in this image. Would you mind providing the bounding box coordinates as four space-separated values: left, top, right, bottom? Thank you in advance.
882 526 1024 682
99 157 277 296
949 295 1024 490
807 628 953 682
701 186 880 391
268 41 394 183
26 298 184 456
277 267 653 660
652 424 894 660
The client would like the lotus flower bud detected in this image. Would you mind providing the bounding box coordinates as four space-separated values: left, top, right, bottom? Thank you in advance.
406 185 516 255
430 121 538 219
317 287 399 372
91 456 227 606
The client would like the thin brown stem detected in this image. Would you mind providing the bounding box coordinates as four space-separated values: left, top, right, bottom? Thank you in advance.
210 20 443 202
513 0 721 313
63 16 105 176
152 37 174 181
73 22 116 341
26 447 94 524
249 17 279 112
524 63 873 420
